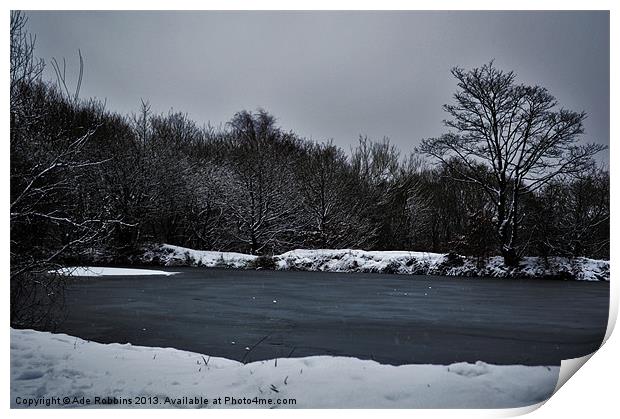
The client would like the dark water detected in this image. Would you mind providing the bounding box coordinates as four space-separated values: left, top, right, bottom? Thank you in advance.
49 267 609 366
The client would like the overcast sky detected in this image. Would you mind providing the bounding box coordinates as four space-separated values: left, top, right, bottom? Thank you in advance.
26 11 609 162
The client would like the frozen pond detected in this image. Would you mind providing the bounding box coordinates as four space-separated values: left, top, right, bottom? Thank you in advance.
48 267 609 366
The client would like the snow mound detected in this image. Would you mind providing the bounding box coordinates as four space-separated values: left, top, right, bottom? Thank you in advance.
465 256 610 281
54 267 179 277
276 249 444 274
275 249 609 281
142 244 257 268
11 328 559 409
448 361 491 377
139 244 609 281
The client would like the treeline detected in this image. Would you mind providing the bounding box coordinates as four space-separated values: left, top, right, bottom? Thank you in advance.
12 79 610 264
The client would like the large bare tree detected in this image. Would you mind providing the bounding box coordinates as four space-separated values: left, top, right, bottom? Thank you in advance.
218 110 302 254
420 62 605 265
297 141 372 248
10 11 119 327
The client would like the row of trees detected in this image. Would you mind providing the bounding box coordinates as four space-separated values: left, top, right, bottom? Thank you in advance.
13 88 609 260
10 12 608 327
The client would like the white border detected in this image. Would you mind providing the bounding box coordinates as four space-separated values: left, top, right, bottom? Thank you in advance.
2 2 616 419
1 0 618 10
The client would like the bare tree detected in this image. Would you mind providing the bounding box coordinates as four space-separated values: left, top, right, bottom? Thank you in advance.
420 62 605 265
524 166 609 259
9 13 119 327
10 11 44 110
350 136 412 249
351 135 400 187
297 141 371 248
218 110 301 254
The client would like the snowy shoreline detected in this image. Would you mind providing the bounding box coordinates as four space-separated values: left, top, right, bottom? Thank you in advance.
11 328 559 408
138 244 609 281
53 266 180 277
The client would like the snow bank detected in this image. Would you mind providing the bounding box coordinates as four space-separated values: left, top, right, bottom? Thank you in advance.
275 249 608 281
141 244 609 281
478 256 610 281
276 249 444 274
142 244 256 269
10 328 559 409
54 267 179 277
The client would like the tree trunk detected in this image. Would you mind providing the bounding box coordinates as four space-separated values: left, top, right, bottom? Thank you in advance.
497 182 520 267
501 245 519 267
507 186 521 266
250 231 258 255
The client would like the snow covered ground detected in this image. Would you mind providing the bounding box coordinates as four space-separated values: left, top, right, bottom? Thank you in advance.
10 328 559 409
54 267 179 277
141 244 609 281
142 244 257 269
277 249 609 281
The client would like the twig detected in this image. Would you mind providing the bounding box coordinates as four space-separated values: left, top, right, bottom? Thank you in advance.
241 333 272 364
